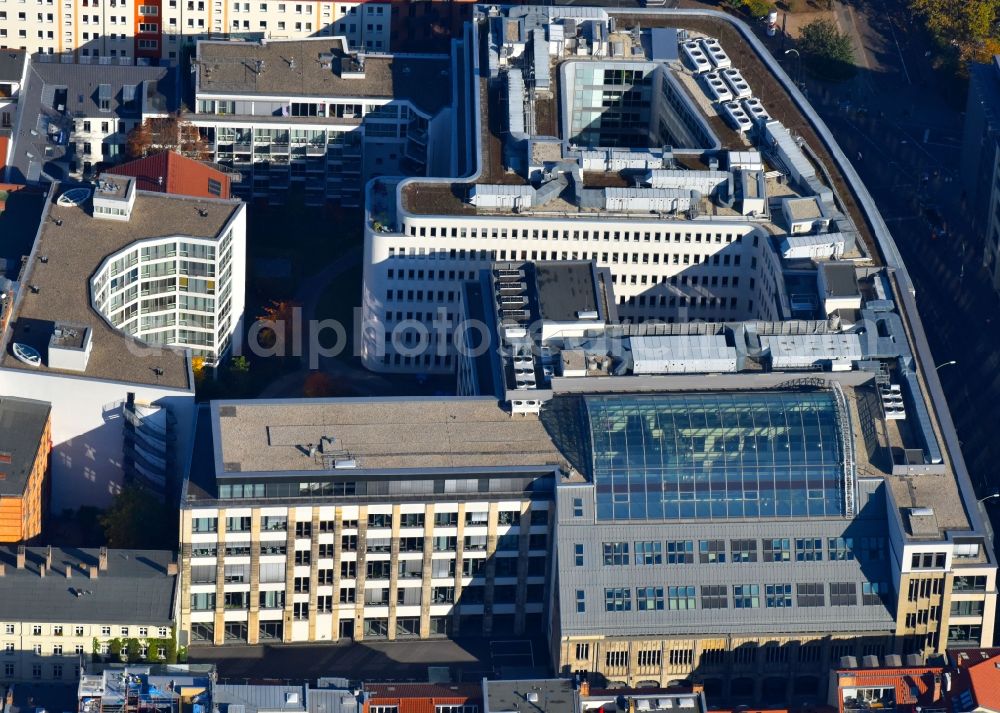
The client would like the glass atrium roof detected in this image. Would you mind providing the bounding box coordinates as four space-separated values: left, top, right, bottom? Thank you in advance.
585 391 847 521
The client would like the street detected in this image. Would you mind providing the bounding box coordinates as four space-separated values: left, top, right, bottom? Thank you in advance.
764 0 1000 514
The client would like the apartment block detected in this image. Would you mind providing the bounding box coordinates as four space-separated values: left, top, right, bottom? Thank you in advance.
0 546 177 684
361 7 861 374
0 178 245 509
0 396 51 542
178 397 559 646
5 57 174 184
188 37 454 206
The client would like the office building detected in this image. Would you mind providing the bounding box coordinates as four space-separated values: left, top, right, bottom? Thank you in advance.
177 397 559 646
961 56 1000 294
188 37 454 206
361 6 862 374
0 396 52 542
112 151 234 199
0 546 178 683
0 177 245 509
5 57 174 183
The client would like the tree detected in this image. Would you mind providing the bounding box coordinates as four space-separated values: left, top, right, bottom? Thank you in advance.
256 299 300 350
303 372 336 398
798 19 856 80
99 484 173 549
743 0 774 19
125 114 209 159
910 0 1000 61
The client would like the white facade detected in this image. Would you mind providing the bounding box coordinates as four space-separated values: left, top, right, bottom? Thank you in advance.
0 368 196 510
362 205 790 373
90 210 248 364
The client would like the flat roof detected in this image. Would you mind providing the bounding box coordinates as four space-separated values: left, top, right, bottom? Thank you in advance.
534 262 599 322
196 39 452 116
821 261 861 298
0 187 241 389
0 396 51 497
0 49 26 82
213 397 568 475
0 547 176 624
484 679 577 713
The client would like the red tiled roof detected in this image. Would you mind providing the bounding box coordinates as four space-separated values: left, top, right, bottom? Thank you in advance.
949 648 1000 710
111 151 231 199
363 682 481 713
835 667 943 711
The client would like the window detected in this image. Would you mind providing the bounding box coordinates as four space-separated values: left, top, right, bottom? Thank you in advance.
575 643 590 660
860 536 886 561
637 650 662 667
765 584 793 608
573 544 584 567
699 540 726 563
636 586 664 610
635 541 662 565
763 538 791 562
828 537 854 560
604 588 632 611
101 626 111 636
953 576 988 592
208 178 222 196
75 627 85 636
733 584 760 608
911 552 947 569
667 586 696 610
572 498 583 517
576 590 585 613
4 625 13 635
830 582 858 606
293 602 309 620
32 664 41 679
951 600 985 616
32 625 42 636
795 538 823 561
701 585 728 609
796 583 825 607
948 624 982 644
666 540 694 564
602 542 629 566
53 626 63 636
862 582 887 606
52 645 63 655
605 650 629 668
730 539 757 562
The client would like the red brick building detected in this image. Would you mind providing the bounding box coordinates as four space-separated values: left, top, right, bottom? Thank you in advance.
110 151 232 199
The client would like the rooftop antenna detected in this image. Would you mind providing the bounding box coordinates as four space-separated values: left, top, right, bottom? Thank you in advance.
152 367 163 381
197 208 208 217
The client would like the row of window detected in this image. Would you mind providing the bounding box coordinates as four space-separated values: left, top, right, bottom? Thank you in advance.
575 582 888 613
402 224 747 245
591 537 885 565
189 555 549 583
1 624 169 638
194 510 543 533
3 662 79 680
192 581 545 611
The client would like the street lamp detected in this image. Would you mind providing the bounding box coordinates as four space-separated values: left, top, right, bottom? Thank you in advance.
935 360 958 371
784 49 802 87
978 492 1000 504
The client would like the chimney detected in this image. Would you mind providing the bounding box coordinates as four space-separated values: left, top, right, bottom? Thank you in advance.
99 546 108 571
45 545 52 568
932 673 942 702
89 565 98 579
16 545 25 569
690 683 704 694
579 680 589 697
0 563 5 577
39 563 46 578
65 564 72 578
167 562 178 576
